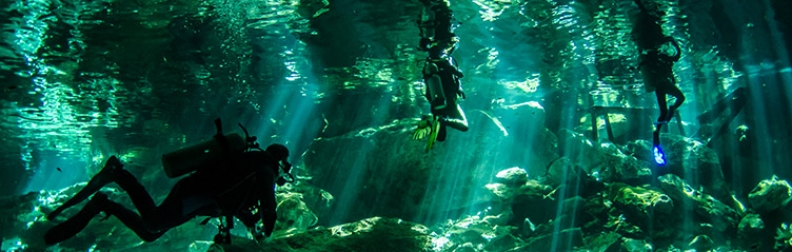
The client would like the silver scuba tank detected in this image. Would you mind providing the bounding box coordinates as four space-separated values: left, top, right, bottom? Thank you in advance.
162 133 246 178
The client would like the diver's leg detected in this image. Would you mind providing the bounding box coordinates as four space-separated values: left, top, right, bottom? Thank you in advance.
666 85 685 117
47 156 124 220
443 103 469 132
655 90 669 123
44 194 104 244
95 193 166 242
112 169 159 221
82 192 167 242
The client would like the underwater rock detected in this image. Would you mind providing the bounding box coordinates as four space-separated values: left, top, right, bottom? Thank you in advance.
748 175 792 214
619 237 653 252
557 129 603 172
737 213 764 239
452 243 477 252
501 180 556 228
580 232 621 251
212 217 430 252
291 185 334 224
513 228 583 252
495 167 529 187
608 183 674 232
545 156 580 186
687 234 715 251
276 192 319 233
595 143 653 185
548 196 593 229
433 214 522 252
658 174 741 232
658 134 729 201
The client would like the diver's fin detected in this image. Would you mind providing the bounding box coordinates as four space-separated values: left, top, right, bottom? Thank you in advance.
426 116 440 152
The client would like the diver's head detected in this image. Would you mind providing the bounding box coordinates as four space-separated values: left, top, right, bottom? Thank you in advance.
266 144 289 163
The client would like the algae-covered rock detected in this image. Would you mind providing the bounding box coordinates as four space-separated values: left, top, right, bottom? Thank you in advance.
557 129 603 172
495 167 529 187
657 134 728 200
545 156 585 186
211 217 431 252
620 237 653 252
505 180 557 228
276 192 319 233
516 228 583 252
688 234 715 251
431 214 523 252
595 143 653 185
608 183 674 231
580 232 621 251
658 174 740 232
737 213 765 238
748 175 792 214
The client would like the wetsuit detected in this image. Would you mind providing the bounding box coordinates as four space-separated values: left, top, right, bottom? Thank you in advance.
632 1 685 147
44 151 279 244
423 53 469 141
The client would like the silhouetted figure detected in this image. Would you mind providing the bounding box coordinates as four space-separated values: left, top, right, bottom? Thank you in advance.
632 0 685 165
44 119 292 245
413 0 468 147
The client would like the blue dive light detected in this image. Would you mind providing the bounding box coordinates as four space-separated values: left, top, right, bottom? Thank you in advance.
653 145 666 166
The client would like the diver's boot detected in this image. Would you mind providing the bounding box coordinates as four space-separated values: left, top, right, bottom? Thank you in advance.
44 193 108 245
48 156 123 220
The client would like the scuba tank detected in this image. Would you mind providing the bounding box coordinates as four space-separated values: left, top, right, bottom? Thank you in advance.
162 133 246 178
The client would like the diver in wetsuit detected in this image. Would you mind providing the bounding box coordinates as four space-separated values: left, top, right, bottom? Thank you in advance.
413 0 468 144
44 134 291 245
633 0 685 165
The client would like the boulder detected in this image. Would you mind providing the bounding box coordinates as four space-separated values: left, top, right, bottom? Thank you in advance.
210 217 431 252
737 213 764 239
495 167 529 187
557 129 603 172
650 134 728 201
747 175 792 214
595 143 653 185
276 192 319 233
608 183 674 232
658 174 741 232
512 228 583 252
580 232 621 251
687 234 715 251
619 238 653 252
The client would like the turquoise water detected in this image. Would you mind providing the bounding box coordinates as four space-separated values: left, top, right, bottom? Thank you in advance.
1 0 791 251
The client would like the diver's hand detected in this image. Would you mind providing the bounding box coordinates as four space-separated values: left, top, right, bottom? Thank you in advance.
458 91 466 99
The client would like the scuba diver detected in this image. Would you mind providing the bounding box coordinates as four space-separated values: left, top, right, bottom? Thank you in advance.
632 0 685 165
413 0 468 150
44 119 293 245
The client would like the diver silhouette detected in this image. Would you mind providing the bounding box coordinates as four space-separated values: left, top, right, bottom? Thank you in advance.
44 119 291 245
413 0 468 148
633 0 685 165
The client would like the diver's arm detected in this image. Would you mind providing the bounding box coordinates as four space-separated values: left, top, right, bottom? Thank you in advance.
669 40 681 62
